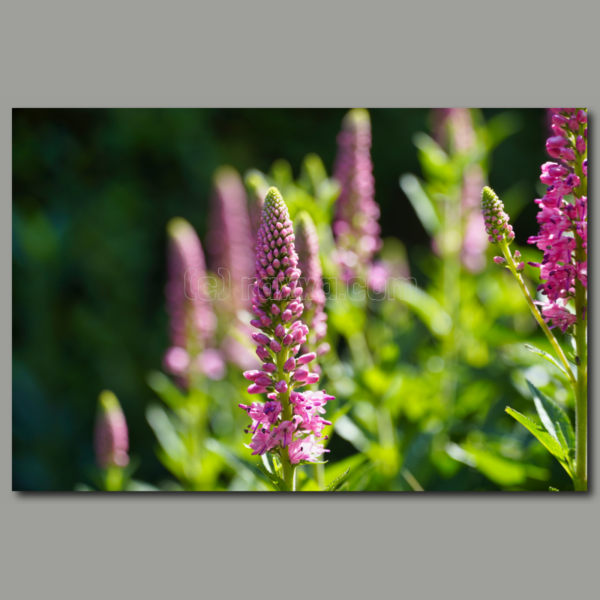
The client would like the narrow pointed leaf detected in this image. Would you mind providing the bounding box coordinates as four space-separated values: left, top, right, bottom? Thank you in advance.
555 423 575 474
399 174 440 237
257 463 290 492
505 407 572 477
523 344 567 378
323 468 351 492
526 380 575 449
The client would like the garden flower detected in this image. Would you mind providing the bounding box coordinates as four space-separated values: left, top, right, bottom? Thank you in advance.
460 164 489 273
481 186 515 245
164 217 218 384
206 166 255 311
294 211 328 355
239 187 333 486
433 108 476 154
94 391 129 469
434 109 488 272
527 108 587 332
332 108 382 284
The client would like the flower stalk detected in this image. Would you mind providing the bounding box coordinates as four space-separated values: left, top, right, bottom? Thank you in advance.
333 108 382 284
239 187 334 491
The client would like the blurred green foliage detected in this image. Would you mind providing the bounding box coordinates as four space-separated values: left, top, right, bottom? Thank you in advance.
13 108 569 491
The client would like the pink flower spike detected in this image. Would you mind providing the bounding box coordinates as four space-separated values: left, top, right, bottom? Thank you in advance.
95 391 130 469
306 373 320 384
526 108 587 332
238 187 335 472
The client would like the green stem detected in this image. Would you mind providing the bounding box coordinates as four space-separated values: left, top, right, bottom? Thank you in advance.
574 265 587 490
498 239 576 389
572 122 588 490
277 348 296 491
105 466 124 491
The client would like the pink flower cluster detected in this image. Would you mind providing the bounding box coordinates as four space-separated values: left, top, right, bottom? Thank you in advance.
94 391 129 469
239 187 333 465
433 109 488 272
294 212 328 357
239 390 333 463
528 108 587 333
163 218 223 383
461 165 489 273
433 108 476 155
333 108 382 283
206 167 255 311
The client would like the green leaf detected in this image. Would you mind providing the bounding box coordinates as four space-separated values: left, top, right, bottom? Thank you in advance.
399 174 440 237
257 463 290 492
323 468 351 492
549 487 559 492
146 403 185 462
555 424 575 474
524 344 568 378
147 371 187 411
505 407 572 477
526 380 575 450
465 446 527 486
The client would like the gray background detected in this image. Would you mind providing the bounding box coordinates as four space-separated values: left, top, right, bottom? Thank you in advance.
2 0 597 598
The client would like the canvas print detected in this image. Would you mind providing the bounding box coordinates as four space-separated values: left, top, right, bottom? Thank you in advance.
12 108 588 491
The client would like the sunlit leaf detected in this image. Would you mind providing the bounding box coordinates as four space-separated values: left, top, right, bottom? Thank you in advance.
526 380 575 450
257 463 290 492
505 407 572 477
323 468 351 492
399 174 440 237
